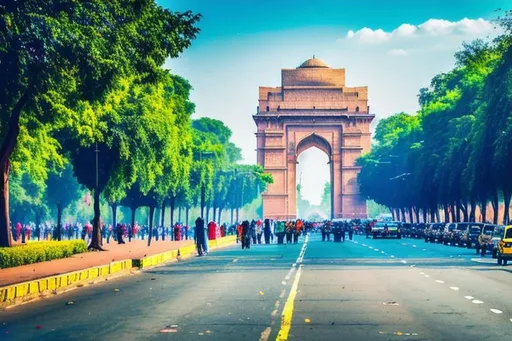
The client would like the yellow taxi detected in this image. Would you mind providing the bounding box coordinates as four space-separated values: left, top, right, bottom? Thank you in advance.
497 225 512 265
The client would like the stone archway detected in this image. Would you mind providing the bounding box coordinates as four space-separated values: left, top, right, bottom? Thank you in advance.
253 57 374 220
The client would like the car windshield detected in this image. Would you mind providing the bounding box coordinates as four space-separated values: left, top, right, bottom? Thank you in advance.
457 223 468 230
482 226 494 235
506 229 512 239
493 227 504 238
469 227 481 234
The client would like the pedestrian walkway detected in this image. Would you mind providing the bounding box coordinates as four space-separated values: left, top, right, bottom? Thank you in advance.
0 239 194 287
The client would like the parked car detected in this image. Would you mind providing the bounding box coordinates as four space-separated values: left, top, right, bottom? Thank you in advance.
401 223 412 237
475 224 496 255
448 222 469 246
411 223 425 239
497 225 512 265
490 225 505 258
372 221 401 239
426 223 444 243
461 223 484 248
442 223 456 245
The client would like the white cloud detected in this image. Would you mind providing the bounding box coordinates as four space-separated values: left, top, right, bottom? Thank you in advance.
345 17 495 44
346 27 391 44
395 24 417 37
387 49 408 56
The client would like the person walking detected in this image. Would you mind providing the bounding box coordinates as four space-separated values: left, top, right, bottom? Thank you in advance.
256 220 263 244
241 220 251 249
263 219 271 244
195 217 206 256
116 223 126 244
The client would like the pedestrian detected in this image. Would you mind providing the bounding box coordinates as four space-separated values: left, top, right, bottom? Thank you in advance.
116 223 125 244
263 219 271 244
241 220 251 249
285 221 293 244
195 217 206 256
250 220 257 244
256 219 262 244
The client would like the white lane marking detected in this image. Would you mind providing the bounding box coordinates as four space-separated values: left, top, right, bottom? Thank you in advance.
369 246 374 249
450 287 459 291
490 309 503 314
259 327 272 341
390 255 395 258
362 244 367 246
410 265 416 268
412 245 417 248
381 251 385 254
424 275 430 278
419 272 425 275
282 281 287 285
464 296 474 300
510 318 512 323
374 249 380 252
472 300 484 304
279 289 286 299
354 241 358 244
435 280 445 284
401 260 407 264
423 249 427 251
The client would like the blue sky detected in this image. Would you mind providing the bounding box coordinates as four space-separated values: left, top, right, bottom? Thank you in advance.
160 0 506 205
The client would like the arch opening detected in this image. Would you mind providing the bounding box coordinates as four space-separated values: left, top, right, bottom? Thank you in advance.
296 145 332 221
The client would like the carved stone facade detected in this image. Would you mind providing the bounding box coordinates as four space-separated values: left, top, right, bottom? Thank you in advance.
253 58 374 220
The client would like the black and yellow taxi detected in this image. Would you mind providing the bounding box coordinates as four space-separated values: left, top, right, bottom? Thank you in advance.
497 225 512 266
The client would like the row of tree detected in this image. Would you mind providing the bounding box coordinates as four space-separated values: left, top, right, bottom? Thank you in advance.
0 1 272 248
357 12 512 225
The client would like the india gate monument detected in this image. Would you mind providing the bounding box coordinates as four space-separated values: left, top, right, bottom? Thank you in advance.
253 57 374 220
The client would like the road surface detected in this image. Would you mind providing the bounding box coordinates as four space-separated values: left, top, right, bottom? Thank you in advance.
1 234 512 340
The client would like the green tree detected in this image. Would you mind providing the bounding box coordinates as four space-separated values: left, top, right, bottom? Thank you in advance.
46 163 81 240
0 0 201 247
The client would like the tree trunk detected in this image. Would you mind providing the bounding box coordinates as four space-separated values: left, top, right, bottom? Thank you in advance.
111 203 118 234
0 90 31 247
480 202 487 223
414 207 420 223
219 208 223 224
131 206 136 241
422 208 427 223
147 205 155 247
401 208 406 223
450 203 456 222
170 196 175 229
206 206 210 222
408 207 414 224
213 207 217 223
469 200 476 222
230 208 234 225
200 185 205 218
435 209 440 223
160 200 166 229
89 188 104 250
57 203 63 241
185 207 190 227
390 207 396 221
429 209 435 223
35 209 41 241
503 190 511 225
491 191 499 224
443 204 449 223
178 206 182 223
459 201 468 222
235 207 239 223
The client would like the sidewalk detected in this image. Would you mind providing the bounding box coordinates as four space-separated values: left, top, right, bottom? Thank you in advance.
0 239 194 287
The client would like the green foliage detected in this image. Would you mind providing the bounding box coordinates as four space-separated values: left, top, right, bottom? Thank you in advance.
0 240 87 268
358 26 512 223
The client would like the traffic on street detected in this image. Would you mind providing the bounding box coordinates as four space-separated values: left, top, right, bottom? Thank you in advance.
2 222 512 341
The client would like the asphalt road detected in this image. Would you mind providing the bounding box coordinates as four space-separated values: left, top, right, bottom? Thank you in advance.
1 233 512 341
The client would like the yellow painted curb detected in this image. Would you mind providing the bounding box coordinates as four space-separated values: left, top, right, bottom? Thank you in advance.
0 259 132 309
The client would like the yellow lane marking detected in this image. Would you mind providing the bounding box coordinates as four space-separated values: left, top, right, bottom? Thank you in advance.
276 265 303 341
